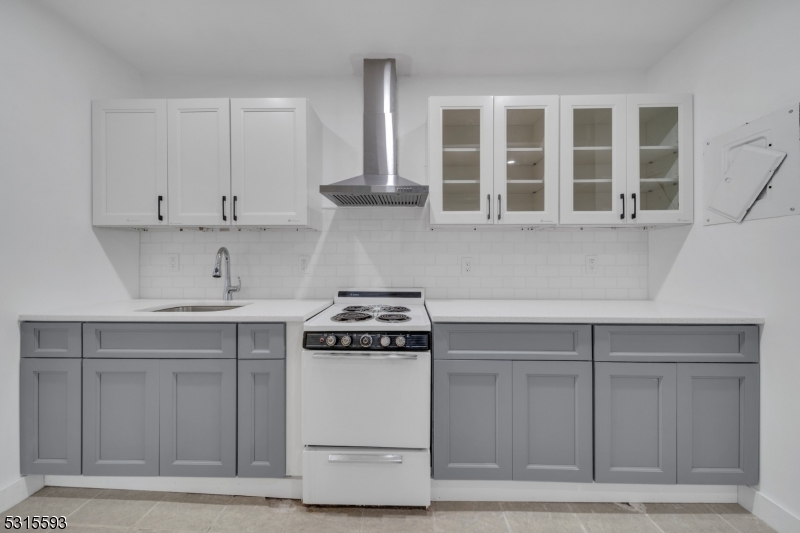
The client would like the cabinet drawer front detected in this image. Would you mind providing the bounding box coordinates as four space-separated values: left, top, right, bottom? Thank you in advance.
20 358 82 475
83 323 236 359
21 322 82 358
594 325 759 363
677 363 759 485
434 323 591 361
238 324 286 359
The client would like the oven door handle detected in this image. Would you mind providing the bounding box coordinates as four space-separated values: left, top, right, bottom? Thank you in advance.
328 453 403 464
311 352 418 360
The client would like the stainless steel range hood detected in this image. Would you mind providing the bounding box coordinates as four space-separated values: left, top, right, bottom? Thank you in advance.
320 59 428 207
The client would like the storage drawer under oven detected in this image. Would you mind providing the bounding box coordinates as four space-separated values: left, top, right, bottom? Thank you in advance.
301 350 431 448
303 447 431 506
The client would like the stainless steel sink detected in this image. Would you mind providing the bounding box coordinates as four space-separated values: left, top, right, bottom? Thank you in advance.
153 305 245 313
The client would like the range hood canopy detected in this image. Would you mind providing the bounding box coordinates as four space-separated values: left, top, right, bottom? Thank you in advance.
320 58 428 207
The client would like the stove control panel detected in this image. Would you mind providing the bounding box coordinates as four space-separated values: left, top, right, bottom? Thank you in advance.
304 332 430 351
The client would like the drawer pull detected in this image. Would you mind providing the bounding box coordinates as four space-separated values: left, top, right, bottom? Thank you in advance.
328 454 403 464
312 352 418 360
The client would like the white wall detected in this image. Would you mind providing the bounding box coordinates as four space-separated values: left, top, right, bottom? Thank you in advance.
141 72 650 299
646 0 800 528
0 0 143 498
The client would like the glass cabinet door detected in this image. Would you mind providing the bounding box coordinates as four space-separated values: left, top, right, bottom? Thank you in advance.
429 96 494 225
627 94 693 224
560 95 627 225
494 96 559 225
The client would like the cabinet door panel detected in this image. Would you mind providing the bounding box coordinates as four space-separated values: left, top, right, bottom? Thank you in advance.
83 359 159 476
168 99 231 226
20 322 82 358
433 360 512 479
231 99 308 226
159 360 236 477
627 94 693 225
677 363 759 485
238 360 286 478
238 324 286 359
494 96 560 225
594 362 677 484
512 361 593 482
92 100 168 226
20 359 81 475
429 96 494 225
560 95 627 225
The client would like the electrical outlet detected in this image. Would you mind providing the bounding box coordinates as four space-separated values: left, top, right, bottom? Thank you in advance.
461 257 473 275
168 254 180 273
299 255 310 274
586 255 598 275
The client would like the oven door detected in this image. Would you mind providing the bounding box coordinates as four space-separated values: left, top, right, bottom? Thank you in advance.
302 350 430 449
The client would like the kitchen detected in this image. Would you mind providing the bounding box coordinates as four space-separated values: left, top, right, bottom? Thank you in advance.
1 1 798 532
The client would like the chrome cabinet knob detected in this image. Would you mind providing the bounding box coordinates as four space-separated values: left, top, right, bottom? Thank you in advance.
340 335 352 347
380 336 391 347
325 335 337 346
360 335 372 347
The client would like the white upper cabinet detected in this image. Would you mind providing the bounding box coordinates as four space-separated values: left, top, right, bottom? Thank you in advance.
92 100 168 226
429 96 494 225
231 98 317 227
626 94 693 225
560 95 627 225
167 99 231 226
494 96 559 225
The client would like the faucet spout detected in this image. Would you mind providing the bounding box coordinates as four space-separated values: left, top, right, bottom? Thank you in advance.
212 247 241 301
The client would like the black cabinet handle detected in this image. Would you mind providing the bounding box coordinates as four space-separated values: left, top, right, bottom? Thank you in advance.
632 193 637 220
487 194 490 220
233 196 237 222
497 194 501 221
158 195 163 221
620 193 625 220
222 196 227 221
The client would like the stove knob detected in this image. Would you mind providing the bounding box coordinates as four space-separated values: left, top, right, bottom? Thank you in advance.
340 335 352 347
360 335 373 347
380 336 391 347
325 335 337 347
395 336 406 347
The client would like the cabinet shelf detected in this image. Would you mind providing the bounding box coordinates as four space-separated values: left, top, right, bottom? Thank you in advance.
443 145 480 152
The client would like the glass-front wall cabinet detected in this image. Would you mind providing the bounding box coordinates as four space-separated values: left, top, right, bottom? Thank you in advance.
494 96 559 225
560 95 627 225
429 96 493 225
627 94 693 224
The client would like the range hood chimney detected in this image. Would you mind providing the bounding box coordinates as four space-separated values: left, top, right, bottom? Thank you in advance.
320 58 428 207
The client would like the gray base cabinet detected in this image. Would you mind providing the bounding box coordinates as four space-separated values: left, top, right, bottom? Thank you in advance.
594 362 678 484
20 358 82 475
159 359 237 477
238 360 286 477
677 363 759 485
512 361 593 482
433 360 512 480
82 359 160 476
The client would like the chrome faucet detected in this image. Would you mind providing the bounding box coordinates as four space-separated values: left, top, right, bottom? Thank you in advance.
212 247 241 301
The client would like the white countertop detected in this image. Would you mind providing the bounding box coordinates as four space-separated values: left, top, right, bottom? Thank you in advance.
425 300 764 324
19 299 332 323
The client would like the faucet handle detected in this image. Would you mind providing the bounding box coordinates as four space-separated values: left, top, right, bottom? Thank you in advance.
231 276 241 292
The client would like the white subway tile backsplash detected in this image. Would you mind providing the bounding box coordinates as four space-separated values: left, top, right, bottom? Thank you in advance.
139 208 648 300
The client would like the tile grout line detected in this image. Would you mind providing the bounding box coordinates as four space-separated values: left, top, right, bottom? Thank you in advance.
716 512 747 533
501 510 513 533
127 491 168 531
203 503 229 533
645 513 668 533
574 512 590 533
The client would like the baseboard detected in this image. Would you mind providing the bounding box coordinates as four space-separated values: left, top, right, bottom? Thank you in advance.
738 486 800 533
44 476 301 499
0 476 45 513
431 480 738 503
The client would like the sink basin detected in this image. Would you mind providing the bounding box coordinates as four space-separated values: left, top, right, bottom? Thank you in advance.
152 305 245 313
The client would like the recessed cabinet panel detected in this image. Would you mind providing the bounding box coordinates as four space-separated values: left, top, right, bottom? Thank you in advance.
159 359 237 477
594 362 677 484
238 323 286 359
231 99 309 226
433 360 512 479
21 322 82 358
238 359 286 478
167 99 231 226
512 361 593 482
83 359 160 476
677 363 759 484
434 323 591 360
83 323 236 359
20 358 82 475
92 100 168 226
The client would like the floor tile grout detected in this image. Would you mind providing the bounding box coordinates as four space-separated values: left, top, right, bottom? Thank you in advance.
574 512 590 533
645 513 668 533
501 510 513 533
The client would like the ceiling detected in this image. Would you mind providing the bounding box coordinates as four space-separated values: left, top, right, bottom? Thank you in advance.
37 0 730 77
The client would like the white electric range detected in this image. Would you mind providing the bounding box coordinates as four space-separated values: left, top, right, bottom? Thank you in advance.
301 289 431 507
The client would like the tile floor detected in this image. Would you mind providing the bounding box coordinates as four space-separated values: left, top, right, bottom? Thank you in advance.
3 487 776 532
